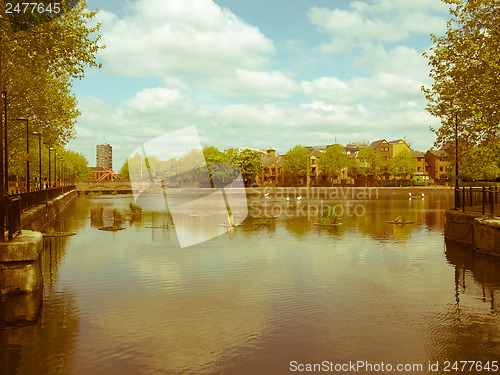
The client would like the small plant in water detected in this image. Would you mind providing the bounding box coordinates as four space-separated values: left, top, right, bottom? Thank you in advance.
90 205 104 218
129 203 142 214
112 208 124 221
319 206 339 224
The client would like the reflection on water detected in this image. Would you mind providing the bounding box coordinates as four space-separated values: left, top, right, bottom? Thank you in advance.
1 194 499 375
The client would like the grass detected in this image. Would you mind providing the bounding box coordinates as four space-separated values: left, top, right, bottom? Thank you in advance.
319 206 340 224
90 205 104 218
129 202 142 214
112 208 124 221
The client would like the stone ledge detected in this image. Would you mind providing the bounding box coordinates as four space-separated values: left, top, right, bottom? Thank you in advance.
0 231 43 262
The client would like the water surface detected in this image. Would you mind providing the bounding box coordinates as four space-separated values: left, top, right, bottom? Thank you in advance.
1 194 499 375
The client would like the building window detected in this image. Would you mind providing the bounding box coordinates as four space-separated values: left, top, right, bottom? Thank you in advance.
381 147 389 152
439 166 443 172
384 156 390 160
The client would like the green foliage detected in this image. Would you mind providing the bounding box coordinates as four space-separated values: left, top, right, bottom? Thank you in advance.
118 160 130 180
319 206 339 224
58 148 91 181
204 146 239 184
282 145 310 179
422 0 500 147
112 208 123 220
223 148 263 184
129 203 142 214
411 176 425 186
126 146 262 186
355 147 384 178
1 0 102 178
389 150 416 180
90 205 103 218
318 144 347 185
458 144 500 181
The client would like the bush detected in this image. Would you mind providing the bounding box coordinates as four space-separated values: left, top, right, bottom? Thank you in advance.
129 203 142 214
412 176 425 186
90 205 103 218
112 208 123 220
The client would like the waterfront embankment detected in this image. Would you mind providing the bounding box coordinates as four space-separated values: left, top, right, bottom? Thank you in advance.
21 189 77 231
0 189 77 295
445 209 500 256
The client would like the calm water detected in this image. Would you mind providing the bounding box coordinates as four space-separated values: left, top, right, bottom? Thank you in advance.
1 194 499 375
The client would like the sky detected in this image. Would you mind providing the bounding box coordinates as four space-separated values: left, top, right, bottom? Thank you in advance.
67 0 451 170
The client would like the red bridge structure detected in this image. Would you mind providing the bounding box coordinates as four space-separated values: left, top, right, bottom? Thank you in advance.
92 169 122 181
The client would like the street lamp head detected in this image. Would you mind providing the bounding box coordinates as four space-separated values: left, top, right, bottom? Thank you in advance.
50 147 54 151
32 131 40 136
17 117 28 121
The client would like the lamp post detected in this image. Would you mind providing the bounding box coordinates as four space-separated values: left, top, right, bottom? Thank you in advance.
48 147 54 188
32 132 41 190
17 118 29 192
54 150 57 187
58 156 62 186
2 92 7 194
455 113 459 209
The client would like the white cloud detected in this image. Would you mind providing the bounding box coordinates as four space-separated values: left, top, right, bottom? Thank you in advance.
308 7 407 43
301 72 423 105
123 87 198 118
199 69 300 100
98 0 275 78
307 0 448 54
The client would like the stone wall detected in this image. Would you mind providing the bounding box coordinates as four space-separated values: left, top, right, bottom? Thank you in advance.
445 209 500 256
21 189 77 231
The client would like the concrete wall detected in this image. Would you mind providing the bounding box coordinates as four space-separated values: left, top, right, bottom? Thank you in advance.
21 189 77 231
0 231 43 294
445 209 500 256
0 190 77 295
473 218 500 256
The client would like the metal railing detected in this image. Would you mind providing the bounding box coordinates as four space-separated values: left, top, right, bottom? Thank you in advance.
7 196 21 240
5 185 76 240
17 186 75 212
455 186 499 216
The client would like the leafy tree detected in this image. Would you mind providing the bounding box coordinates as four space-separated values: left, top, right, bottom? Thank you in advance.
318 144 348 185
355 147 384 179
118 160 130 181
282 145 310 185
203 146 237 185
389 149 416 183
422 0 500 147
58 148 92 181
350 146 385 185
458 144 500 181
1 0 103 178
223 148 263 185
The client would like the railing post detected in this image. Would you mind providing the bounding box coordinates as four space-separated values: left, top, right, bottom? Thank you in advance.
455 187 460 209
462 187 465 212
490 187 494 216
469 186 472 207
482 186 486 215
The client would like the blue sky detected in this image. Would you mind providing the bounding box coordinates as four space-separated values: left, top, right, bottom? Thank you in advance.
68 0 451 170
